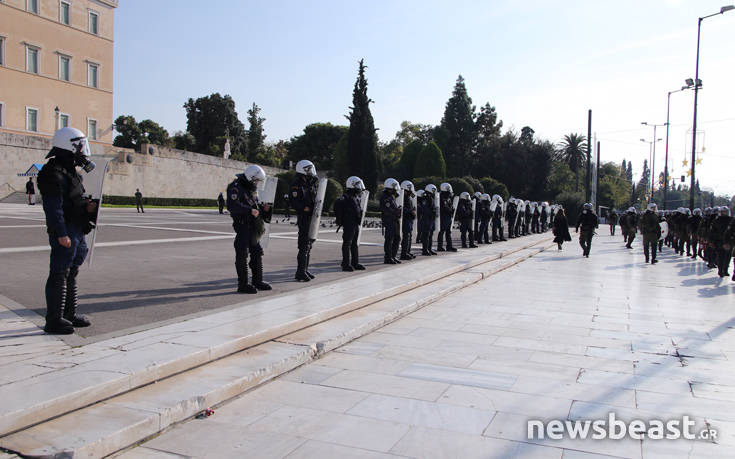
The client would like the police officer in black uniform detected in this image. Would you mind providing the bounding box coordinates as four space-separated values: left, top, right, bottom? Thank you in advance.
492 195 506 241
226 165 272 294
37 127 97 334
335 176 366 272
437 183 457 252
478 193 492 244
400 180 417 260
290 160 319 281
381 178 403 264
576 202 599 257
456 192 478 248
419 185 438 255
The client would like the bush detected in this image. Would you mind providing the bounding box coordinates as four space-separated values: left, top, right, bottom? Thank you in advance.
479 177 509 200
397 140 423 180
461 176 484 194
275 170 297 210
412 176 444 192
446 177 474 196
556 191 584 226
325 178 343 211
414 141 446 178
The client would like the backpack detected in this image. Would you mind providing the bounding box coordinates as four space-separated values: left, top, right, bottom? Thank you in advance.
333 196 346 227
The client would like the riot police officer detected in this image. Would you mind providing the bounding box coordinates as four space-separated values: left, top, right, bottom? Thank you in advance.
689 208 703 259
400 180 417 260
381 178 403 264
290 160 318 281
473 191 483 243
639 203 661 264
416 189 426 244
491 195 506 241
227 165 273 293
506 198 518 238
37 127 98 334
711 207 732 277
437 183 457 252
576 202 599 258
622 207 638 248
478 193 492 244
456 192 477 248
334 176 366 272
419 184 438 255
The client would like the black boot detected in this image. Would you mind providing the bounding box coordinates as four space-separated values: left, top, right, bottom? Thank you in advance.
342 241 353 271
250 255 271 291
63 266 91 327
350 241 365 270
236 254 257 293
305 248 315 279
295 249 310 282
44 271 74 334
384 255 398 264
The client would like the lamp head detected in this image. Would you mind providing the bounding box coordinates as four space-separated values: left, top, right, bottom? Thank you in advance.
685 78 694 87
721 5 734 13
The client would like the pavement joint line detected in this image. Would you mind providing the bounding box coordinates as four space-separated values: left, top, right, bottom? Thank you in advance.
0 234 552 442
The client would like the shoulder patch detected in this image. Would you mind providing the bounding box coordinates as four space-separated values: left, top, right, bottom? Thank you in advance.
230 192 238 200
292 191 298 197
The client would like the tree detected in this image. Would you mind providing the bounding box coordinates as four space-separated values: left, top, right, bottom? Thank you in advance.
396 140 423 180
626 162 633 182
345 59 379 192
440 75 476 176
479 177 509 200
171 131 195 151
414 141 446 178
520 126 535 144
184 93 247 157
394 121 434 147
475 102 502 144
138 119 170 146
113 115 142 149
246 103 266 162
556 133 588 191
287 123 349 170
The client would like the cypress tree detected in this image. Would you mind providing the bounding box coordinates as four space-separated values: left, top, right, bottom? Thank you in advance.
346 59 379 192
441 75 477 177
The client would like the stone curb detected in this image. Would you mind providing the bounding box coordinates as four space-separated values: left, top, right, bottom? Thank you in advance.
0 236 552 448
0 240 552 458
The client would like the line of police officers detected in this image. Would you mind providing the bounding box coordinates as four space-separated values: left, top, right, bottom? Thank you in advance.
38 131 563 334
612 204 735 276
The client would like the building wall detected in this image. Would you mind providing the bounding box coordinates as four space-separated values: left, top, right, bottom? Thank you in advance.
0 132 286 200
0 0 116 143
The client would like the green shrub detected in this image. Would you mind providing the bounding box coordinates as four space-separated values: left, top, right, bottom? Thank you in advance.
102 195 217 207
479 177 509 200
446 177 474 195
414 141 446 178
461 176 484 194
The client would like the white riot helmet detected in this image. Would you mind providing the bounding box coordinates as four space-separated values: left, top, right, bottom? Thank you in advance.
459 191 470 200
346 176 365 191
473 191 483 200
693 208 702 216
497 196 504 204
627 207 636 213
481 193 491 201
647 203 657 212
425 184 437 194
440 182 453 193
416 189 426 198
720 207 731 216
295 159 317 177
243 165 266 185
492 194 501 202
583 202 593 211
400 180 414 192
384 178 400 193
684 208 691 215
50 127 95 172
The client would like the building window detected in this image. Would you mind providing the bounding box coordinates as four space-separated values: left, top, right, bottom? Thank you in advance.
59 113 70 128
26 107 39 132
26 46 39 74
88 10 99 34
27 0 38 14
88 119 97 140
0 102 4 127
59 55 70 81
87 63 98 88
0 37 5 67
60 1 70 25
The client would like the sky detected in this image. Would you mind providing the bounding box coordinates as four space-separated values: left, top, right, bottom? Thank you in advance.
114 0 735 195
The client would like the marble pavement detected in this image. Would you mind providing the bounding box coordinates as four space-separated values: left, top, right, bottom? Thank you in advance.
118 234 735 459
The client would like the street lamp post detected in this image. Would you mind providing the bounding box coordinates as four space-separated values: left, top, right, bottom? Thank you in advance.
689 5 735 210
641 122 665 203
640 137 662 200
663 83 693 211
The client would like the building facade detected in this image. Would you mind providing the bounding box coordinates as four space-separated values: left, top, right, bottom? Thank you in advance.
0 0 116 144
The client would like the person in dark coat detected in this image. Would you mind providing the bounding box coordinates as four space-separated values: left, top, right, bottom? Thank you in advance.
380 178 403 264
334 176 366 271
576 203 599 257
608 210 618 235
552 208 572 250
217 192 225 214
26 177 36 205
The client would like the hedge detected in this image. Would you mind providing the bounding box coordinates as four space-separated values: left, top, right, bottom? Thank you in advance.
103 195 218 207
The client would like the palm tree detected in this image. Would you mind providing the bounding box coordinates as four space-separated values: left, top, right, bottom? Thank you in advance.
556 133 588 191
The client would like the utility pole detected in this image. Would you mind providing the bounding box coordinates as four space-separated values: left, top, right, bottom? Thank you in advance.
586 110 592 203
